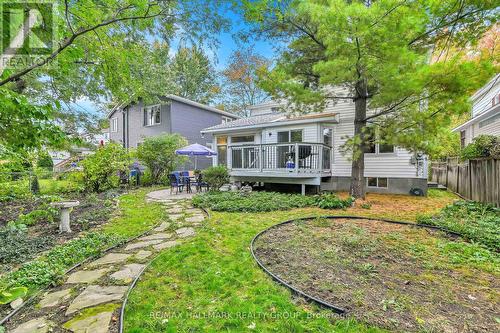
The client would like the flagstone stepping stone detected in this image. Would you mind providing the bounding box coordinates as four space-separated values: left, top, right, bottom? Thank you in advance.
124 239 164 251
11 317 53 333
185 208 201 214
175 227 196 238
168 214 183 221
167 207 183 214
66 285 128 315
110 263 145 283
67 268 111 284
185 215 205 223
39 288 72 308
153 222 171 232
135 250 152 260
153 240 179 251
63 308 114 333
89 253 131 267
138 232 172 241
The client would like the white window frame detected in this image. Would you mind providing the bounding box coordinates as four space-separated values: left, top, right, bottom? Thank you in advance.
277 129 303 143
367 177 388 188
110 117 118 133
230 134 255 145
365 127 395 155
143 104 161 127
222 116 232 124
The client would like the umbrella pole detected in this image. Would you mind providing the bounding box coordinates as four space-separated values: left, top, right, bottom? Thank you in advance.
194 156 197 170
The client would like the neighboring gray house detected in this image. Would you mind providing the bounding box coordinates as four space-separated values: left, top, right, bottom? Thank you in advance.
107 95 239 170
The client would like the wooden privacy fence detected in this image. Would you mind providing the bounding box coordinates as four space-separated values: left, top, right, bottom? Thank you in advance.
430 158 500 207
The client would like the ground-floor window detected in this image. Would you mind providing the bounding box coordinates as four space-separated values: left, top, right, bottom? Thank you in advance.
367 177 388 188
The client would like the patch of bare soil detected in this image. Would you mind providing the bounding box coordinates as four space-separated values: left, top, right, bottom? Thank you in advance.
254 218 500 333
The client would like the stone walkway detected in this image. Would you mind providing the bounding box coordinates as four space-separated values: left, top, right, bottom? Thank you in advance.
6 195 205 333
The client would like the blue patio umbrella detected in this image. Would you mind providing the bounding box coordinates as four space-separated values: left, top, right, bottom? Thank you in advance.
175 143 217 169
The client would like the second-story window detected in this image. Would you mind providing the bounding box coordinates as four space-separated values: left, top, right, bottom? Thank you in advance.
221 116 232 124
110 117 118 132
144 105 161 126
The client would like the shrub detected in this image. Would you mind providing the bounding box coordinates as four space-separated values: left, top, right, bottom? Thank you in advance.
0 179 31 201
314 193 353 209
81 143 130 192
202 166 229 191
417 200 500 252
192 191 354 212
461 135 500 160
136 134 188 184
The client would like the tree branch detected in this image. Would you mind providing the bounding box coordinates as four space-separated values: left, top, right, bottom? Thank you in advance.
0 6 166 87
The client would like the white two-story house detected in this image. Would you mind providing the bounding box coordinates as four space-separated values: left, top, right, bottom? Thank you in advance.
454 74 500 147
201 89 428 195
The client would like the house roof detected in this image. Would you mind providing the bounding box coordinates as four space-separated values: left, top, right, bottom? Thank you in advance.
471 73 500 101
453 103 500 132
106 95 240 119
201 112 338 134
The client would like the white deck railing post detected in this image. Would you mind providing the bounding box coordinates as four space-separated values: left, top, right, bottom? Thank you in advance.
294 143 299 173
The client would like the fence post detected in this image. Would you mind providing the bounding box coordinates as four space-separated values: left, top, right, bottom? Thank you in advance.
468 159 472 200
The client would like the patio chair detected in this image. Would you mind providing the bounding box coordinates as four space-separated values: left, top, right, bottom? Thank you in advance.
192 173 209 192
169 173 184 194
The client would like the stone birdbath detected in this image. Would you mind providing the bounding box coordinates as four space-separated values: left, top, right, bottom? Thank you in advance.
50 200 80 233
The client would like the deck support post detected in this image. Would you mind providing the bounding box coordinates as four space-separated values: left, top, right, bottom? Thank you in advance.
301 184 306 195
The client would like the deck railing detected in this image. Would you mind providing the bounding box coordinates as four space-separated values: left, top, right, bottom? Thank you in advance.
229 143 332 173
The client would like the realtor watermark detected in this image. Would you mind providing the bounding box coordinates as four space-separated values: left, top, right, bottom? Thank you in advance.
150 311 343 320
0 0 55 70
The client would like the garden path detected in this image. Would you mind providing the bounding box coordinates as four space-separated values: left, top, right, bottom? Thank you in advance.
6 194 205 333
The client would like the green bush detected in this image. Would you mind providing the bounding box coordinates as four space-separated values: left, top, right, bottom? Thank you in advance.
192 191 354 212
136 134 188 184
81 143 130 192
417 200 500 252
461 135 500 160
314 193 353 209
202 166 229 191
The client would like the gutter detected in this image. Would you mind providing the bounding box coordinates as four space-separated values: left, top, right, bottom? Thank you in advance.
452 104 500 132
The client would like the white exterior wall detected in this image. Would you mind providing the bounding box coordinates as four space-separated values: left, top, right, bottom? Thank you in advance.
262 124 319 143
472 76 500 117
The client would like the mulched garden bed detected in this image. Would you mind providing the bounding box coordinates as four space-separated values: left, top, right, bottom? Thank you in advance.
0 191 121 274
253 218 500 332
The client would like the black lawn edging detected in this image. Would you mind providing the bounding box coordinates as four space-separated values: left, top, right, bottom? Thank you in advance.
250 215 464 315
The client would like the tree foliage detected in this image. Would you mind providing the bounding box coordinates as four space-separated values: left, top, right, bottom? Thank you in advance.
169 46 219 104
221 48 270 116
81 143 130 192
241 0 498 198
136 134 188 184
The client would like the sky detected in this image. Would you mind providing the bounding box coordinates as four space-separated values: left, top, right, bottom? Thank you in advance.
74 7 278 115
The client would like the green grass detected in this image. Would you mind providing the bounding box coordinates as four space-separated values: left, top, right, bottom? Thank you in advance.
102 187 165 238
124 209 387 332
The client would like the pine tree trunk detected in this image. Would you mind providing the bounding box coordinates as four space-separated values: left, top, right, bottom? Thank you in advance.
350 80 368 199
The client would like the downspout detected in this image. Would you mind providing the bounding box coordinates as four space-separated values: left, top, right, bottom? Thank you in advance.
122 108 126 148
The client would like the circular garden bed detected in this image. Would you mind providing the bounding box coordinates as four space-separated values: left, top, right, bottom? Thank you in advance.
252 217 499 332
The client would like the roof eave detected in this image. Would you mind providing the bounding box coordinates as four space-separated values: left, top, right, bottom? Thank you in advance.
201 115 338 134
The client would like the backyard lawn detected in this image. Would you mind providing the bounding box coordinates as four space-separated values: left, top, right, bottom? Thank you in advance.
123 190 500 332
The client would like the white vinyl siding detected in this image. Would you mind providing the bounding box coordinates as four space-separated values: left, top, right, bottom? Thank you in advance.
472 78 500 118
326 88 421 179
262 124 318 143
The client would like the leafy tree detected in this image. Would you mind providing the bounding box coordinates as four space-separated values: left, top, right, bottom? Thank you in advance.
221 48 270 116
169 46 219 104
241 0 498 198
136 134 188 184
81 143 129 192
0 1 227 152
